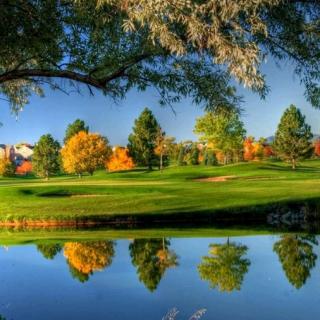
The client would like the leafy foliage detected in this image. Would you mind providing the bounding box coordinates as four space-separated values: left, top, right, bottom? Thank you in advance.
32 134 61 179
128 108 160 170
129 238 178 292
64 241 115 282
194 110 246 164
0 158 16 177
61 131 111 176
3 1 320 113
64 119 89 144
198 239 250 292
16 160 33 175
106 147 135 171
37 243 62 260
274 105 313 169
273 235 318 289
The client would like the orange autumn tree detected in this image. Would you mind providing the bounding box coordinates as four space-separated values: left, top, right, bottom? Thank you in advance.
61 131 111 177
106 147 134 172
314 139 320 157
243 137 255 161
64 241 115 282
16 160 32 175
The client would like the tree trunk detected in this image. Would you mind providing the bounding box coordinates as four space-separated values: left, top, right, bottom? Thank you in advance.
292 158 296 170
160 152 163 172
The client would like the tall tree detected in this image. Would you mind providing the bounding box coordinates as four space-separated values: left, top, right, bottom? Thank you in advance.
61 131 111 176
128 108 160 170
64 119 89 144
129 238 178 292
274 235 317 289
194 110 246 164
32 134 61 179
274 105 313 169
64 241 115 283
37 244 62 260
2 1 320 114
198 239 250 292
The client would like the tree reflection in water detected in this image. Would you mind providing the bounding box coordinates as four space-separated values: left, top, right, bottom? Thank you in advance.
198 238 250 292
273 234 318 289
37 244 62 260
64 241 115 283
129 238 178 292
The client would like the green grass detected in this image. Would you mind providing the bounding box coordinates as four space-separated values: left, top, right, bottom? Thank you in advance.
0 226 277 246
1 160 320 223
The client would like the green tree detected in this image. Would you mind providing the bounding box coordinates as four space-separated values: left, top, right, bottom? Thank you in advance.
64 119 89 144
194 110 246 165
37 244 62 260
2 2 320 114
189 144 200 165
129 238 178 292
0 158 16 177
198 239 250 292
273 235 317 289
202 149 217 166
177 145 185 166
128 108 160 170
274 105 313 169
32 134 61 179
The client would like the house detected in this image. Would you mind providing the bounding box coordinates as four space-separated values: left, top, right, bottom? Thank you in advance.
0 143 34 165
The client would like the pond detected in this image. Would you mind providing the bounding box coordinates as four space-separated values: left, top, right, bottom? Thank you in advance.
0 234 320 319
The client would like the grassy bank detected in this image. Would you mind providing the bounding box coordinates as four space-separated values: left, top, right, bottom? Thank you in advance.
1 160 320 224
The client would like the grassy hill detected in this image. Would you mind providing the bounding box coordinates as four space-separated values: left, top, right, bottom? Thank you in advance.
1 160 320 225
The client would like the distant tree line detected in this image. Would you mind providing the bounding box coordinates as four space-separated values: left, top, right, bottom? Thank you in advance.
0 104 319 178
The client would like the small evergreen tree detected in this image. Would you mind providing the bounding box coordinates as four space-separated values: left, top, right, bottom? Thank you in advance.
128 108 160 170
64 119 89 144
274 105 313 169
33 134 61 179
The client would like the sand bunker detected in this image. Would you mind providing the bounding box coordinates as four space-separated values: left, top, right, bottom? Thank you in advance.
194 175 237 182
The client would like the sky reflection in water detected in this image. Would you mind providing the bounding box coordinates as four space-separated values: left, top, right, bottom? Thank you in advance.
0 235 320 320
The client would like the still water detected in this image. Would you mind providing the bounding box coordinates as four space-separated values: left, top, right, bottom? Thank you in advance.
0 235 320 319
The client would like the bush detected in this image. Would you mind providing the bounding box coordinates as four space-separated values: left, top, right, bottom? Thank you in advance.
0 158 16 177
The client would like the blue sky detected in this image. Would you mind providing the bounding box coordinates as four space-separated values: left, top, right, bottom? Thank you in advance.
1 59 320 146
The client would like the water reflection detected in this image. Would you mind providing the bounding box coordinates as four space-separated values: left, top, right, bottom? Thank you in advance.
198 238 250 292
37 244 62 260
273 235 318 289
129 238 178 292
64 241 115 282
1 234 320 319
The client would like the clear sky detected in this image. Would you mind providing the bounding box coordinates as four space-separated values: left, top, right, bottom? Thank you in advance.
1 59 320 146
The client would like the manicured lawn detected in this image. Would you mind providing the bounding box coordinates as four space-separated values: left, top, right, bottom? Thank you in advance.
1 160 320 223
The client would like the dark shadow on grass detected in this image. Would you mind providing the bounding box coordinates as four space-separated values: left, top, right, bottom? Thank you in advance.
259 163 320 173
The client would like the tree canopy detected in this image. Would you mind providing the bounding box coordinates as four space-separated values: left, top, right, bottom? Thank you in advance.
128 108 160 170
198 239 250 292
64 119 89 144
32 134 61 179
61 131 111 176
129 238 178 292
194 110 246 164
273 235 317 289
2 1 320 113
274 105 313 169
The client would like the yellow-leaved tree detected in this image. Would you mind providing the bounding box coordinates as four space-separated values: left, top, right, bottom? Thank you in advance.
61 131 111 177
106 146 134 172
